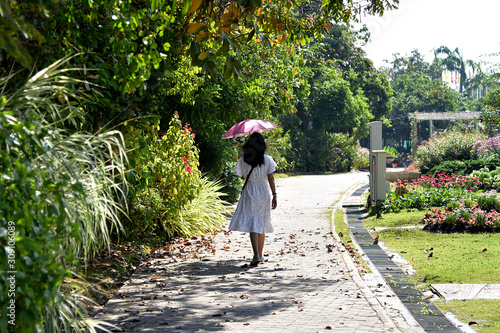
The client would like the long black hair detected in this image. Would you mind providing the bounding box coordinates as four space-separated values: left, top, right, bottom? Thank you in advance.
243 132 266 168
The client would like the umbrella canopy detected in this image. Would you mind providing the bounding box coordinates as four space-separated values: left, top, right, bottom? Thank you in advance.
221 119 277 139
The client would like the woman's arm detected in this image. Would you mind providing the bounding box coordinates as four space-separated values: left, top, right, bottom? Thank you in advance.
267 173 277 210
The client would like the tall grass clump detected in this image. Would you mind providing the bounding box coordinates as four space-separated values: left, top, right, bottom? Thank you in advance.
0 57 125 332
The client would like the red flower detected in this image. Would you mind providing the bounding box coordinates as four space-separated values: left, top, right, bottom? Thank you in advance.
185 165 192 174
181 156 188 164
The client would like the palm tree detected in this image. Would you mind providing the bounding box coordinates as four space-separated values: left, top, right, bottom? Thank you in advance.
436 46 469 93
465 61 487 98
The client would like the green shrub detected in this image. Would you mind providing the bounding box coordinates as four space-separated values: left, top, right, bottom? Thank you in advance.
384 145 399 159
176 177 229 236
327 132 357 172
471 166 500 190
413 130 487 174
383 173 479 213
194 121 242 202
427 158 500 177
353 145 370 169
128 187 165 233
1 59 118 332
477 195 500 211
127 113 228 239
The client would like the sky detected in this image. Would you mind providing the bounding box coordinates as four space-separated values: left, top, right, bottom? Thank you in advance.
356 0 500 69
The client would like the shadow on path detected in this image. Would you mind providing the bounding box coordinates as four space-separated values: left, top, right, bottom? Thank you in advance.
99 254 350 332
345 187 460 332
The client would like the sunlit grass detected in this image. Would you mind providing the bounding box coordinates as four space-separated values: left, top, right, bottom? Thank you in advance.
437 299 500 333
366 211 500 331
365 210 425 229
376 228 500 285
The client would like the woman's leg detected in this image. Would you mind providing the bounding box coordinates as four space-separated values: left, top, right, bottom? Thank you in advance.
258 233 265 260
249 232 259 259
250 233 265 265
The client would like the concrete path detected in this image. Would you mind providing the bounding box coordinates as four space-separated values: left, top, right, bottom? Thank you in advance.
96 171 423 332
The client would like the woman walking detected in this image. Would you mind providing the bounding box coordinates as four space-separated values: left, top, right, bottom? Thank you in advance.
229 132 277 267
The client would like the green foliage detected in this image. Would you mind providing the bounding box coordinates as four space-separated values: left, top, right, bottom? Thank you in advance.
193 121 242 202
263 126 294 171
352 145 370 169
303 132 357 171
176 177 229 236
0 1 46 67
384 145 399 158
483 88 500 110
0 112 71 332
471 167 500 190
413 130 487 174
327 132 358 172
428 159 500 177
0 59 120 332
279 25 393 172
383 50 463 152
127 112 227 238
127 113 201 236
128 176 228 238
310 66 372 134
312 25 393 121
383 173 479 213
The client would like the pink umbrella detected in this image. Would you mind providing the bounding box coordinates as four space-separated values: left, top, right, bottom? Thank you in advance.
221 119 278 139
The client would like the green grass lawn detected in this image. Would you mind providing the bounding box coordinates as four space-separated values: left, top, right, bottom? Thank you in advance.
363 211 500 332
376 228 500 284
438 299 500 333
364 209 425 229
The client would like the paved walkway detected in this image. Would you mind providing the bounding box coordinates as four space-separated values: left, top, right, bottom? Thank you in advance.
96 172 425 332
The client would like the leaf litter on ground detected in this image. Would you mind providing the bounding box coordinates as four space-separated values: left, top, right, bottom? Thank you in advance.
75 232 219 317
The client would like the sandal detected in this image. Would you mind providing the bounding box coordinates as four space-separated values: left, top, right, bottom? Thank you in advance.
249 256 262 267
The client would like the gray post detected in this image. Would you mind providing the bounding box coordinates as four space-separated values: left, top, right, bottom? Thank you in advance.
371 150 387 205
367 121 384 206
367 121 383 152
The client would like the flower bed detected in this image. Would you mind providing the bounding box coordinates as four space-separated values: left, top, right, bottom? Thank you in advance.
382 171 500 233
383 172 480 212
423 196 500 233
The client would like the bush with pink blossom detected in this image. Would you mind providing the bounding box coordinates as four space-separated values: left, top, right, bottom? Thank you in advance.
473 134 500 160
413 130 488 174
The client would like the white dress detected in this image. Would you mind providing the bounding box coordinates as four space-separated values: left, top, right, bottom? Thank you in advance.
228 154 277 234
